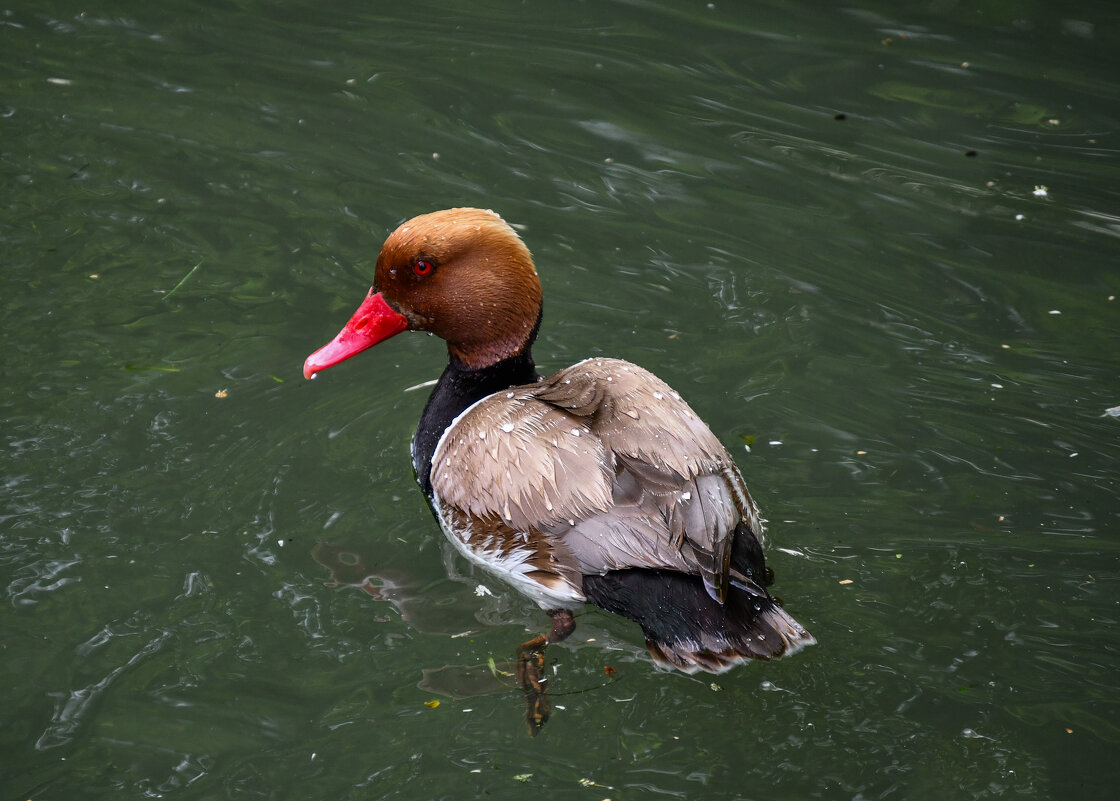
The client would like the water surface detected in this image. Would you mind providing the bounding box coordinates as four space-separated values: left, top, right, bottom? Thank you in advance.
3 1 1118 798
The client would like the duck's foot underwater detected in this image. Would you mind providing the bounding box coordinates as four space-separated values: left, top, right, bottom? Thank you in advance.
515 608 576 735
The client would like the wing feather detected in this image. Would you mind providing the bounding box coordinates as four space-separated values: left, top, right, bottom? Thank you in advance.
430 357 762 605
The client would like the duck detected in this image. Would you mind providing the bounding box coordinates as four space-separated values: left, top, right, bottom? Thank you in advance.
303 208 814 726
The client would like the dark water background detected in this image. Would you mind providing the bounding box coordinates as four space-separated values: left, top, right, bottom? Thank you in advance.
3 1 1118 798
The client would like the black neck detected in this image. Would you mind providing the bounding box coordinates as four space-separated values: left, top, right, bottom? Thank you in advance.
412 349 539 496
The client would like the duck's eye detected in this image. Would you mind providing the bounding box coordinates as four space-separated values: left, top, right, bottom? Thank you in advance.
412 259 435 277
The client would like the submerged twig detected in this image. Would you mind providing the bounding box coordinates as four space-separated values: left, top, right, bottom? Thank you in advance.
162 260 202 301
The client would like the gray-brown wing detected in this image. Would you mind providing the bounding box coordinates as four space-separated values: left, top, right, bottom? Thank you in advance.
430 387 615 602
430 357 760 603
534 358 762 603
431 391 614 530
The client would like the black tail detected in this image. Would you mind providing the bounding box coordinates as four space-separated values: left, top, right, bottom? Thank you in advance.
582 524 814 673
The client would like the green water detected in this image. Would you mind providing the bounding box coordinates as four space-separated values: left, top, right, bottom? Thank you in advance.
3 1 1118 798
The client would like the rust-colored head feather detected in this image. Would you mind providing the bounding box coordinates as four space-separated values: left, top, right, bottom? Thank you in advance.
374 208 543 368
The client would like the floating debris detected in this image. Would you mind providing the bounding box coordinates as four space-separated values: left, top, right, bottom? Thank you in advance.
124 364 180 372
162 260 202 301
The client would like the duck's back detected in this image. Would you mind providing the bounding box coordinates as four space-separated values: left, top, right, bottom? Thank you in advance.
430 357 763 605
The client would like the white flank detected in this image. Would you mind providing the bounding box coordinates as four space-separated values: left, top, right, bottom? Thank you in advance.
430 492 584 608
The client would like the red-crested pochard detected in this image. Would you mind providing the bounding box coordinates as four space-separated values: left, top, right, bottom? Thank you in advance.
304 208 814 724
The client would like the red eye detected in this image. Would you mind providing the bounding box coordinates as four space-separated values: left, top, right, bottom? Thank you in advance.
412 259 434 277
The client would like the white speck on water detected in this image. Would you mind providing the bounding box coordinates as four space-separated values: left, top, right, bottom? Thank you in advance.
474 584 493 597
1033 185 1049 198
1049 309 1061 315
769 440 782 446
991 383 1003 389
962 728 991 740
1015 213 1025 221
501 421 515 433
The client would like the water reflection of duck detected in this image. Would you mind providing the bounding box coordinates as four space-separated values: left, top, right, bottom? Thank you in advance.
304 208 814 729
312 540 515 701
312 540 404 604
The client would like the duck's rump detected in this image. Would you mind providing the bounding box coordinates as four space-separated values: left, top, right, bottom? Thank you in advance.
582 522 815 673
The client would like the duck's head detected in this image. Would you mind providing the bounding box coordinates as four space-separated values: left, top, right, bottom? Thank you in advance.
303 208 543 379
